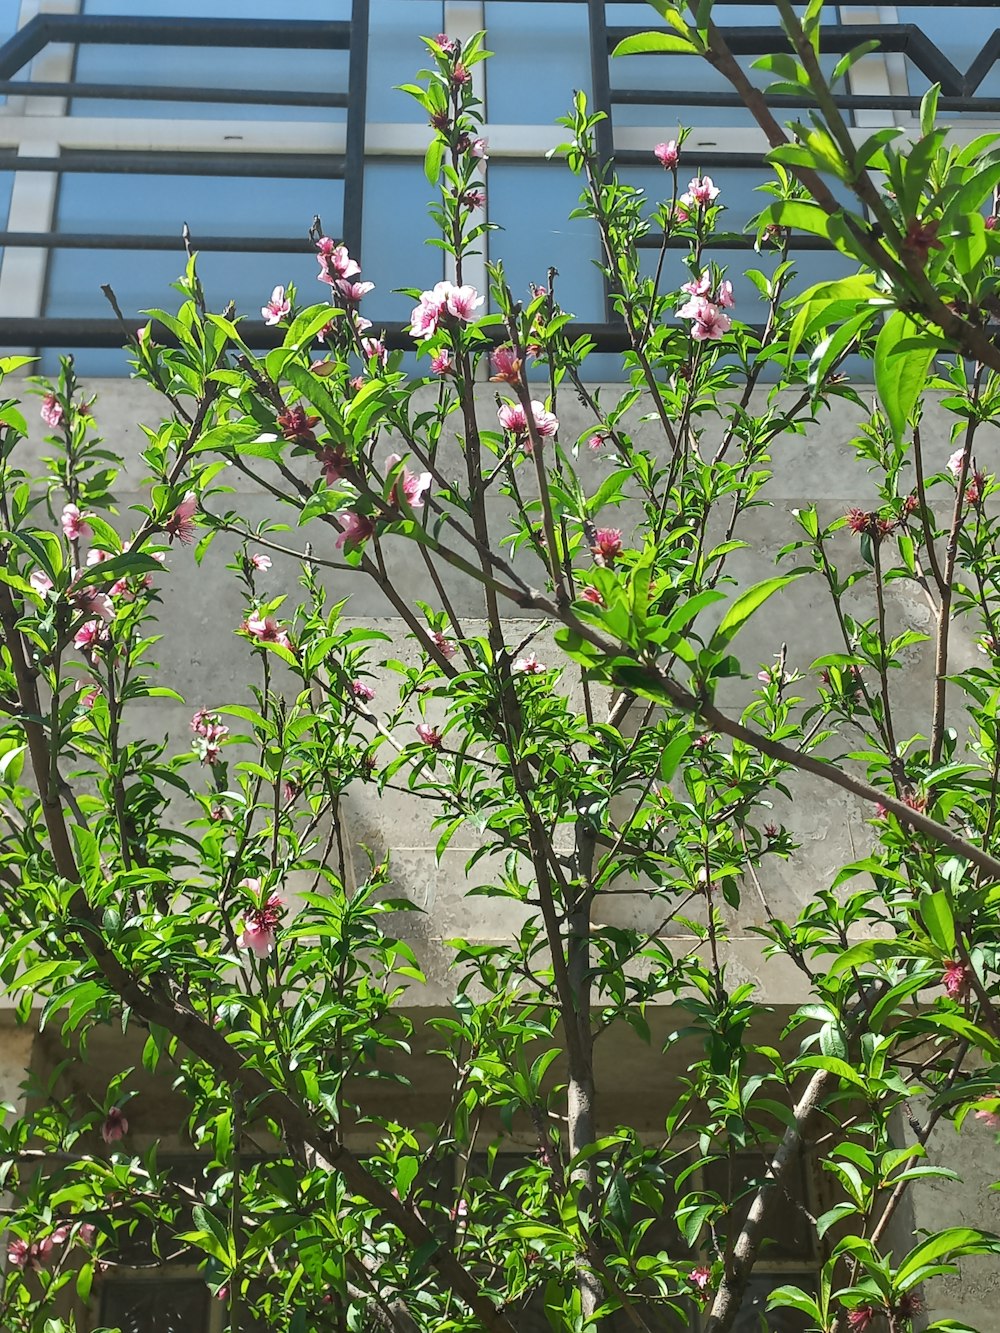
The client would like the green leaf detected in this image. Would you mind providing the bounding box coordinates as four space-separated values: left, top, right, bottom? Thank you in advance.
424 137 445 185
919 889 956 955
612 30 701 56
874 311 937 445
394 1156 419 1199
897 1227 1000 1288
921 82 941 138
766 1286 821 1319
710 574 804 653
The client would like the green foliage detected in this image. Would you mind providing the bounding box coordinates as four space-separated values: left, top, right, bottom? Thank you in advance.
0 11 999 1333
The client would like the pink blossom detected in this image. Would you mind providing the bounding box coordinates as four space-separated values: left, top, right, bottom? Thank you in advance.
678 296 731 341
847 1308 877 1331
72 584 114 624
497 400 559 442
408 281 483 340
241 888 284 959
6 1237 55 1272
6 1238 29 1268
947 447 966 478
261 285 291 325
334 510 375 550
490 345 521 383
243 614 293 653
165 491 198 545
29 569 53 595
318 445 349 486
446 284 484 321
50 1225 70 1247
86 547 112 566
352 312 373 335
409 285 449 340
974 1099 1000 1130
681 175 720 208
461 189 486 210
432 630 457 658
588 433 606 451
336 278 375 303
689 1267 712 1300
717 279 735 309
250 552 272 572
416 722 443 748
78 681 100 708
316 239 360 282
451 62 471 86
101 1107 128 1144
434 32 458 54
513 651 545 675
431 349 455 375
74 620 108 651
682 272 712 298
40 392 64 428
385 453 432 511
654 140 680 168
943 959 971 999
471 137 489 160
351 679 376 701
61 503 92 541
191 709 229 746
592 528 623 563
497 401 528 435
361 337 388 366
581 585 603 605
77 1224 96 1247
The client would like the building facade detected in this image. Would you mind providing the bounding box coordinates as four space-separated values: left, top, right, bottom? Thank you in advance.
0 3 999 1331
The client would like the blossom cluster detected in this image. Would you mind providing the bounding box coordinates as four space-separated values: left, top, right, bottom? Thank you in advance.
241 879 285 958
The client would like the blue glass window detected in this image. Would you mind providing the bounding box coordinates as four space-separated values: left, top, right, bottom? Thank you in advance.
76 0 349 121
487 161 604 322
42 171 342 374
485 2 591 125
896 7 1000 111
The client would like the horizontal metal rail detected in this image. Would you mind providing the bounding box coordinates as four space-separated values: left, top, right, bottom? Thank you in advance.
606 23 1000 103
0 317 706 355
0 232 316 253
28 82 347 109
0 152 345 179
0 16 350 82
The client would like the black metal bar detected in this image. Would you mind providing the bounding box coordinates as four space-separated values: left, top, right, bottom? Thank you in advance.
0 317 720 355
0 152 345 179
0 232 315 252
0 15 349 81
610 88 1000 113
343 0 369 261
607 23 988 98
0 17 47 81
14 80 346 109
45 14 351 49
587 0 618 324
635 233 831 251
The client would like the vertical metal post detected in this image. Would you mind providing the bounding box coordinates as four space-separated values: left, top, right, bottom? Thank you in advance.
343 0 369 259
587 0 618 323
587 0 615 169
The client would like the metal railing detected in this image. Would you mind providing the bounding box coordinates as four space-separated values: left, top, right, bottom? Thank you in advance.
0 0 993 354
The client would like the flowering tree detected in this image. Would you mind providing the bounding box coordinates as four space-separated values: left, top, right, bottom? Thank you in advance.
2 7 1000 1333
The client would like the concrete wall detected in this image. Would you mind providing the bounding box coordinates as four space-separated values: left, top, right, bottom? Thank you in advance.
13 372 986 1003
6 373 1000 1328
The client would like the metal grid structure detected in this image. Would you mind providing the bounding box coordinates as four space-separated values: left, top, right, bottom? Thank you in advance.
0 0 994 354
